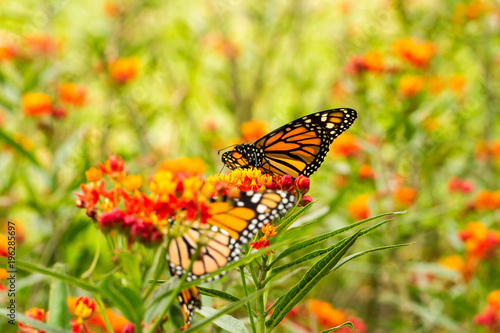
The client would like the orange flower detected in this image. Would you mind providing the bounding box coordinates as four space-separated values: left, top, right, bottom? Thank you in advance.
19 307 46 333
250 224 277 250
24 33 59 56
85 167 103 182
394 186 417 206
204 167 275 194
159 157 207 177
398 75 425 98
392 37 434 68
454 1 488 23
240 120 269 143
0 43 17 61
0 233 8 257
68 297 130 333
108 57 140 83
358 164 375 179
474 190 500 210
347 194 370 220
488 290 500 311
58 83 86 107
98 154 125 179
103 1 124 16
459 222 500 259
438 254 465 272
123 175 143 192
330 132 362 157
449 74 466 93
74 296 96 321
363 51 384 72
203 33 240 59
22 92 52 117
308 299 346 328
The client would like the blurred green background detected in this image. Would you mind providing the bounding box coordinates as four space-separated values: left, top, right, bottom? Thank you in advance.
1 0 500 332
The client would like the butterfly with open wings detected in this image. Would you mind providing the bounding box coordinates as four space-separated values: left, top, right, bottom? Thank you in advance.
221 108 357 178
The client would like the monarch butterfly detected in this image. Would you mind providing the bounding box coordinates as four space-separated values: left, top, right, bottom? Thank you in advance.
221 108 357 178
167 190 295 328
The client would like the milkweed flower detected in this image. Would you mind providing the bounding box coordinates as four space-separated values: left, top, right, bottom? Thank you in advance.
308 299 366 332
449 74 466 94
344 51 385 75
18 307 46 333
0 234 8 257
98 154 125 180
294 175 310 194
473 190 500 210
475 290 500 332
74 296 96 322
458 222 500 260
0 268 8 291
348 194 370 220
59 83 86 107
330 132 362 157
159 157 206 177
394 186 417 206
392 37 435 68
108 57 140 83
0 43 17 61
454 0 488 24
398 75 425 98
358 164 375 179
24 33 59 56
250 224 277 250
22 92 52 117
240 120 269 143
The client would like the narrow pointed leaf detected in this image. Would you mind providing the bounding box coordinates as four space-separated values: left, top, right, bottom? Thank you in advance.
266 230 360 330
47 264 71 329
0 309 71 333
276 202 313 235
100 276 143 326
270 211 404 267
198 287 240 302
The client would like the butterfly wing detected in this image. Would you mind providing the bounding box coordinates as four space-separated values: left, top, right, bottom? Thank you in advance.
178 286 202 331
253 108 357 177
221 150 250 170
167 190 295 281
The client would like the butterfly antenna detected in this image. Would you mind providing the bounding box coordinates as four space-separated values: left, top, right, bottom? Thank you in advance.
218 164 225 174
217 144 238 155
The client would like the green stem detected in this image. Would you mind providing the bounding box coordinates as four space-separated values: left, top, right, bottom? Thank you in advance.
240 267 257 333
95 295 116 333
256 256 269 333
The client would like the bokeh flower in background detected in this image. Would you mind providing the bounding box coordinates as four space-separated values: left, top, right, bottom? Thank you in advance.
475 290 500 332
240 120 269 143
398 75 425 98
392 37 435 68
348 194 370 220
108 57 140 84
18 307 46 332
22 92 52 117
58 83 87 107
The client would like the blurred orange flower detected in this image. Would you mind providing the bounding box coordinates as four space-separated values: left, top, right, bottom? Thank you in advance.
22 92 53 117
18 307 46 333
358 164 375 179
398 75 425 98
13 133 34 151
24 33 59 56
85 167 103 182
0 234 7 257
103 1 124 16
475 289 500 331
59 83 86 107
474 190 500 210
330 132 362 157
348 194 370 220
123 174 143 192
203 33 239 59
240 120 269 143
108 57 140 83
363 51 385 72
459 222 500 259
308 299 346 327
250 223 277 250
0 43 17 61
345 51 385 75
0 268 7 291
68 296 130 333
394 186 417 206
454 1 488 23
422 117 440 132
475 139 500 160
488 290 500 311
438 254 465 272
392 37 434 68
160 157 207 177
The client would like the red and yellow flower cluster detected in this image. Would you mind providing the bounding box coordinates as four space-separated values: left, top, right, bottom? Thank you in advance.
476 139 500 160
18 296 131 333
108 57 140 84
475 290 500 332
76 156 303 246
473 190 500 211
344 51 385 75
392 37 435 68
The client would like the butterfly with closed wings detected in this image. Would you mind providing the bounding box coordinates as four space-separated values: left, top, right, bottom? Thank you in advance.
221 108 357 178
168 190 295 329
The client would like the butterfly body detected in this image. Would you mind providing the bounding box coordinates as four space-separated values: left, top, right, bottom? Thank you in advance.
222 108 358 178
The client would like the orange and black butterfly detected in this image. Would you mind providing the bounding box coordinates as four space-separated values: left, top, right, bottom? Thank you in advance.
221 108 357 178
167 190 295 328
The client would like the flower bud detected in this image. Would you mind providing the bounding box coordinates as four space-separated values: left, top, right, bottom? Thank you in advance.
122 323 135 333
299 195 313 206
294 175 310 194
279 175 293 191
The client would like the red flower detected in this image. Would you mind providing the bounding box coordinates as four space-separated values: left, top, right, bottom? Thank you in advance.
294 175 310 194
279 175 294 191
98 155 125 179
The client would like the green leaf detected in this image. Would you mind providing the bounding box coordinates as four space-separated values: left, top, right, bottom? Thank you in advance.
320 321 354 333
183 283 276 333
268 219 393 279
196 307 249 333
47 264 71 329
270 211 404 267
144 277 180 324
265 230 360 330
0 129 41 167
331 243 414 273
100 276 143 327
198 287 240 303
116 251 142 290
0 309 71 333
0 258 100 294
275 202 313 235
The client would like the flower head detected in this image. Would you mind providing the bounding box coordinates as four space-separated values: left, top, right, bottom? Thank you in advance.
98 154 125 180
394 186 417 206
250 224 277 251
59 83 86 107
398 75 425 98
19 307 46 333
22 92 52 117
159 157 206 177
294 176 310 194
330 132 362 157
358 164 375 180
109 57 140 83
348 194 370 220
240 120 269 143
392 37 435 68
74 296 96 321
